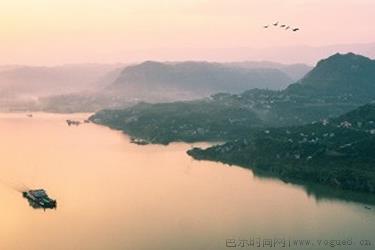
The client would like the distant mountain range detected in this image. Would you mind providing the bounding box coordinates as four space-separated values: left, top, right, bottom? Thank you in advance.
105 61 297 101
0 64 123 97
0 64 125 112
0 60 310 112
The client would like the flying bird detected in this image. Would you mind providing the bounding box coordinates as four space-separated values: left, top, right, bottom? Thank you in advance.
262 22 300 32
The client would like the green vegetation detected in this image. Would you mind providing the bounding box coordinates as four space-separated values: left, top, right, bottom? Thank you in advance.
188 104 375 193
91 100 263 144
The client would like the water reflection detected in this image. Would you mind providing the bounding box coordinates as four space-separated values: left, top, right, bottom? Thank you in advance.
249 167 375 206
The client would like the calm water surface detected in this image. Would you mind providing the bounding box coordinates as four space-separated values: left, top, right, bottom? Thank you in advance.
0 113 374 250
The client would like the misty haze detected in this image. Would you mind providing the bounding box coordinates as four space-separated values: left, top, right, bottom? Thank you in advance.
0 1 375 250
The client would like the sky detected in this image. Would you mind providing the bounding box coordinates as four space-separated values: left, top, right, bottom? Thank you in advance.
0 0 374 65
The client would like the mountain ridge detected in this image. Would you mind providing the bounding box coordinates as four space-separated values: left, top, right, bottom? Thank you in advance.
106 61 294 101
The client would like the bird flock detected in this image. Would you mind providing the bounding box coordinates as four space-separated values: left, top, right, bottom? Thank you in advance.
263 21 299 32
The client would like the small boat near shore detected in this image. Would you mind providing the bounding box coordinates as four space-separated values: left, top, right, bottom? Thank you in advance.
130 137 149 145
66 119 81 126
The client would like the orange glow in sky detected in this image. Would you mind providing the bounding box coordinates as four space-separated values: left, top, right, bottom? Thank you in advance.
0 0 374 65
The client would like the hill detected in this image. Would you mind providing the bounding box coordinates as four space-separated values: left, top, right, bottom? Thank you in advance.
91 99 263 144
105 61 293 101
188 104 375 193
287 53 375 101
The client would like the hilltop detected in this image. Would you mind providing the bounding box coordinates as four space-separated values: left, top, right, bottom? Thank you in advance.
287 53 375 100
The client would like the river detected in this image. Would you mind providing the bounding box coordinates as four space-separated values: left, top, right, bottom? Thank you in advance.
0 113 374 250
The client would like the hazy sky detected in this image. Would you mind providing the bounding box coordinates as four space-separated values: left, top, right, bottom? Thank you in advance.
0 0 374 65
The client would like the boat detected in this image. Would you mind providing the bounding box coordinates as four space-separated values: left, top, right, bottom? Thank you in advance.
22 189 57 209
66 119 81 126
130 137 149 145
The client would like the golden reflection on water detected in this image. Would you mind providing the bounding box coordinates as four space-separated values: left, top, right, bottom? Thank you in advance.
0 113 373 250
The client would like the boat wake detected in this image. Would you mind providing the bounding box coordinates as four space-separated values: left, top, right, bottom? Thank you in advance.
0 179 29 193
